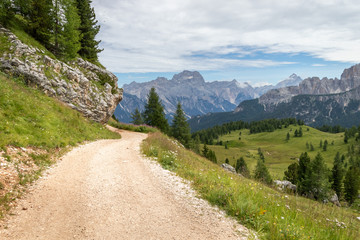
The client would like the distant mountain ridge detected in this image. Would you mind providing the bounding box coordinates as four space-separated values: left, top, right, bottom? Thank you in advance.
114 71 302 122
189 64 360 132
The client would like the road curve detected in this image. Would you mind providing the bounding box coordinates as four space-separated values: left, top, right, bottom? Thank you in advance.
0 128 249 239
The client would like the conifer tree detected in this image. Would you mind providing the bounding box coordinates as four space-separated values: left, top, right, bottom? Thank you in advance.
130 108 144 125
297 152 311 194
13 0 32 18
75 0 102 62
308 153 331 200
28 0 54 48
235 157 250 177
286 132 290 141
254 159 272 185
284 162 299 184
59 0 81 59
344 166 360 204
143 88 169 133
171 102 191 148
0 0 14 27
331 152 345 199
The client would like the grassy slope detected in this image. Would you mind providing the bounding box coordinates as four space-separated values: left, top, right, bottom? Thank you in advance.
207 125 349 179
0 73 120 148
142 132 360 240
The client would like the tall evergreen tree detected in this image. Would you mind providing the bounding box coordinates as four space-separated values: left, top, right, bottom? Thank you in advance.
331 152 345 199
28 0 54 48
171 102 191 148
75 0 102 62
297 152 311 194
308 153 331 200
59 0 81 59
143 87 169 133
0 0 14 27
344 166 360 204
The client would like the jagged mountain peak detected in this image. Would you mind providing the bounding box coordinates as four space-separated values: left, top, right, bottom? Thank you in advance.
275 73 302 88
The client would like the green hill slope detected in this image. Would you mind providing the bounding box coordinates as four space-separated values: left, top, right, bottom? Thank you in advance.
206 125 351 179
0 73 119 148
142 132 360 239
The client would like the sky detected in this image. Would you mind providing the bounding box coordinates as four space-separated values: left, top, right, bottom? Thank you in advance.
92 0 360 87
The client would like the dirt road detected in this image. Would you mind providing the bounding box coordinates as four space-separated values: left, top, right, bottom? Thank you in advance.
0 129 250 239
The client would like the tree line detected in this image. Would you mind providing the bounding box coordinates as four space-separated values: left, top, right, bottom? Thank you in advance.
0 0 101 62
192 118 301 144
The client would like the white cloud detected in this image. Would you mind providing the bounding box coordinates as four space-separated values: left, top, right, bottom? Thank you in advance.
92 0 360 73
312 64 326 67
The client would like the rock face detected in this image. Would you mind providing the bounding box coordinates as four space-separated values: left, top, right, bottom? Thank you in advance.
0 26 122 123
115 71 302 123
274 180 297 192
259 64 360 109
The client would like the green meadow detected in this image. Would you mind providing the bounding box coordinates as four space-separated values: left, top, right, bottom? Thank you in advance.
207 126 350 179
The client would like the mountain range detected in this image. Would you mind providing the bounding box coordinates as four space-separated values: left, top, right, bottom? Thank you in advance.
189 64 360 132
114 71 302 123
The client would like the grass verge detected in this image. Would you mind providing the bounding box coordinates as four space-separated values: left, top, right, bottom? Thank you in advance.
108 118 158 133
142 132 360 240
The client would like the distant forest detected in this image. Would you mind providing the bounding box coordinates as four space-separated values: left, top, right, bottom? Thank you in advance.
0 0 102 63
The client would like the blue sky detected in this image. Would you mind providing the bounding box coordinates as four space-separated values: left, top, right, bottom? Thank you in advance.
92 0 360 87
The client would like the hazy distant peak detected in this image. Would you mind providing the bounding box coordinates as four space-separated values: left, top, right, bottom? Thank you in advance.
171 70 205 84
275 73 302 88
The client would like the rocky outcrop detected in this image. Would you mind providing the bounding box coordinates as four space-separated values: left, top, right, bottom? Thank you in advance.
0 26 122 123
274 180 297 192
221 163 238 175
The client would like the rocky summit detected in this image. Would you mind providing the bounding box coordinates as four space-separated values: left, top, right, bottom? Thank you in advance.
0 26 122 123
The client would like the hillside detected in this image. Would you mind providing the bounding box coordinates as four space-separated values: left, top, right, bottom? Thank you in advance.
115 71 302 122
0 72 120 217
142 131 360 239
205 125 348 179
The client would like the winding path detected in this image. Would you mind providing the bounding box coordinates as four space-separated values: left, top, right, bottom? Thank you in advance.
0 128 249 239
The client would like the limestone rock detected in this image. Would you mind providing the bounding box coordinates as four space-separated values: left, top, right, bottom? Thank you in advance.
0 26 122 123
221 163 237 174
329 193 341 207
274 180 297 192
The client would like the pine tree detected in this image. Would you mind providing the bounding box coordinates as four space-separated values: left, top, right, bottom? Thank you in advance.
286 132 290 141
28 0 54 48
76 0 102 62
225 158 229 164
235 157 250 177
59 0 81 60
297 152 311 194
0 0 14 27
254 159 272 185
344 166 360 204
331 152 345 199
143 88 169 133
309 153 331 200
171 102 191 148
323 140 328 151
130 108 144 125
13 0 32 18
284 162 299 184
